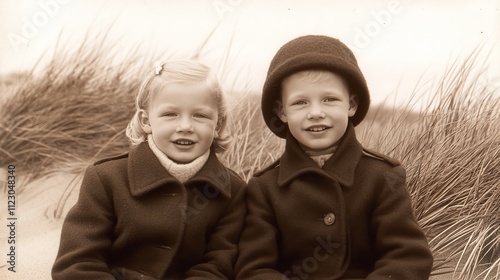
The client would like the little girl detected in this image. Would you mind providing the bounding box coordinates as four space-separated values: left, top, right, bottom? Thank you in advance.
52 60 246 280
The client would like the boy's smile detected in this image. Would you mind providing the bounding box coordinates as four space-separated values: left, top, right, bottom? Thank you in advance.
278 71 358 152
305 125 331 132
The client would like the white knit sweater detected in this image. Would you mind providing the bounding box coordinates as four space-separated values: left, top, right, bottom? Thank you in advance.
147 135 209 183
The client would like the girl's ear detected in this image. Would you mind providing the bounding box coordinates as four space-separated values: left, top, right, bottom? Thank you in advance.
138 109 152 134
348 95 358 117
276 101 288 123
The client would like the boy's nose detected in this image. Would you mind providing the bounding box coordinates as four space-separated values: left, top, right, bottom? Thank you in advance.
307 104 325 119
176 117 194 132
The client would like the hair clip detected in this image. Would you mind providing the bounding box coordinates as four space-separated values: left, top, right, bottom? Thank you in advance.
154 62 165 75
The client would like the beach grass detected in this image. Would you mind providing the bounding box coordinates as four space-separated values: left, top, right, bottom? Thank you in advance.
356 48 499 279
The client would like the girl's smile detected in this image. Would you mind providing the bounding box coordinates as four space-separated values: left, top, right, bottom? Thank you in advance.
172 139 195 146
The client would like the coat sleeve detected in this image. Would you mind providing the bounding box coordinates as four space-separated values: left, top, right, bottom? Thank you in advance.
184 176 247 280
52 165 116 280
367 165 433 280
235 178 288 280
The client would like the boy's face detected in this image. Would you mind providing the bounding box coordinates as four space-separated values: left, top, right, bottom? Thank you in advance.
278 71 358 152
139 82 218 163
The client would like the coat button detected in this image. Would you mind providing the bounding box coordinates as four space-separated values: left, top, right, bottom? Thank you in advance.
161 193 178 197
324 213 335 225
155 244 172 250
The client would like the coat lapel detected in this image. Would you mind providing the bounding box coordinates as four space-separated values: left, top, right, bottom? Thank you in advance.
186 151 232 197
127 142 232 197
278 123 362 187
128 142 178 197
278 132 327 186
321 123 363 187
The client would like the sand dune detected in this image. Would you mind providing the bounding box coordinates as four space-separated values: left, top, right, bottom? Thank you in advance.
0 173 81 280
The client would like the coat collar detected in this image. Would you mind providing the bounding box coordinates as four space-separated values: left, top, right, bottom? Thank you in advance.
128 142 232 197
278 123 363 187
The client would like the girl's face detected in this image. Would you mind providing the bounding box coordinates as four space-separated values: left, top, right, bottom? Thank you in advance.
140 82 218 163
278 71 357 152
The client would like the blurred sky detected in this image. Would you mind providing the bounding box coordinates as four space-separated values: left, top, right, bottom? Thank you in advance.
1 0 499 106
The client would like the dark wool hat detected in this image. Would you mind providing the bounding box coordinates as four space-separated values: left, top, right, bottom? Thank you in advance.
262 35 370 138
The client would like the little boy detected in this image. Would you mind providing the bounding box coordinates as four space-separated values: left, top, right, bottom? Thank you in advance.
236 35 433 279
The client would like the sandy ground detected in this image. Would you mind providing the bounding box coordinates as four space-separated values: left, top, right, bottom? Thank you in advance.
0 173 491 279
0 173 81 280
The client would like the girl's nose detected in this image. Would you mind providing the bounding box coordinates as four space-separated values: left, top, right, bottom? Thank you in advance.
176 117 194 132
307 103 325 119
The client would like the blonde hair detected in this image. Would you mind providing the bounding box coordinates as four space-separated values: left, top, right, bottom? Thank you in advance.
126 60 230 153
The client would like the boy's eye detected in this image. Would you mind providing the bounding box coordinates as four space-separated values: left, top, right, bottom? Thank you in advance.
324 97 339 102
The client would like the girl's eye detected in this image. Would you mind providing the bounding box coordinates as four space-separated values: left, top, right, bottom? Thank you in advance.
162 112 177 117
194 113 208 119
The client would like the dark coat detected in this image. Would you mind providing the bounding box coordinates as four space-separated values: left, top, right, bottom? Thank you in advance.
236 124 433 279
52 142 246 280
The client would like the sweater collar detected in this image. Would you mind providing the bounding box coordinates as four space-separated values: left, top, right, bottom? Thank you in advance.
127 142 231 197
278 123 362 187
147 135 209 183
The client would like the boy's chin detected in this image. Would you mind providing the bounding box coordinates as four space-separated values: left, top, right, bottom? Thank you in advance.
298 142 339 154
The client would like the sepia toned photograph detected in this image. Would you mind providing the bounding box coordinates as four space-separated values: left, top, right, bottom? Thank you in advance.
1 1 499 279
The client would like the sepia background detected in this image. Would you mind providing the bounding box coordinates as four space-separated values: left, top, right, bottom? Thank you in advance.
0 0 499 279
